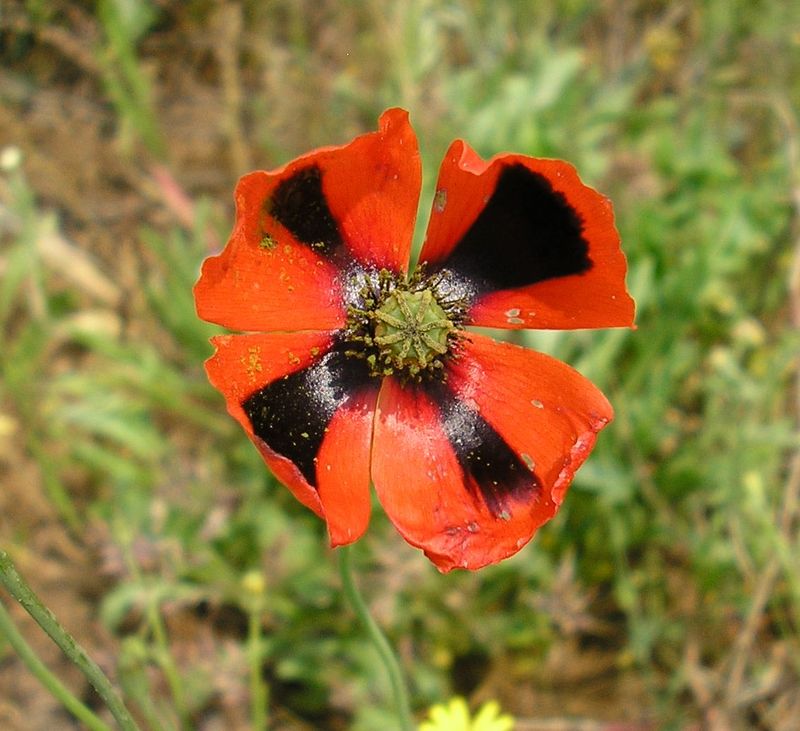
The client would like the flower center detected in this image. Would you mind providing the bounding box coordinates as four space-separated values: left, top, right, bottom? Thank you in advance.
344 268 467 381
373 289 454 371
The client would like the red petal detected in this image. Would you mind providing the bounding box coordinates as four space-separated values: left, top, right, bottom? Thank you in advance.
206 332 377 545
420 139 635 330
370 377 541 572
372 377 477 571
371 333 613 572
206 332 378 545
206 331 332 515
448 333 612 507
315 388 376 547
195 108 420 332
194 171 346 332
320 108 421 272
205 332 377 543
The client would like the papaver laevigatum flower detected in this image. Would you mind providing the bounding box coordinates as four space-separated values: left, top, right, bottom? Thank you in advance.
194 109 635 572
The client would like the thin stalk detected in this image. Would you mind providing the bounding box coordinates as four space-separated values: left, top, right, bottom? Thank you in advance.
0 549 140 731
337 545 415 731
115 517 188 730
0 599 113 731
247 604 269 730
144 595 189 729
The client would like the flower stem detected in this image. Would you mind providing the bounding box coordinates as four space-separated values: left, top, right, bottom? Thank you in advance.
247 602 269 730
143 592 189 729
337 544 415 731
0 549 141 731
114 512 189 728
0 599 113 731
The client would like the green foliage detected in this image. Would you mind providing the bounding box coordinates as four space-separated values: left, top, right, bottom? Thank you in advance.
96 0 165 156
1 0 799 728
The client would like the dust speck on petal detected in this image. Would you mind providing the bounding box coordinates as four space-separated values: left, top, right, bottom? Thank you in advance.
505 307 523 324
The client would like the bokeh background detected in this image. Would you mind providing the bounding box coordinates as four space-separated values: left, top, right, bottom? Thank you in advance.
1 1 799 729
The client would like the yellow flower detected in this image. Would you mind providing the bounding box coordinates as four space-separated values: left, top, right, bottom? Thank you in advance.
419 697 514 731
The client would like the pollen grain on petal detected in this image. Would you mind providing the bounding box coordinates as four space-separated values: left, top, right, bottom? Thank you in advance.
241 346 263 384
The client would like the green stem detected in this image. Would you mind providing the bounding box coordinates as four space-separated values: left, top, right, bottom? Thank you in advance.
337 545 415 731
0 599 113 731
144 594 189 729
116 516 188 729
0 549 141 731
247 604 269 730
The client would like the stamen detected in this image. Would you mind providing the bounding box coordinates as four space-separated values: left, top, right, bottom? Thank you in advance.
343 268 467 381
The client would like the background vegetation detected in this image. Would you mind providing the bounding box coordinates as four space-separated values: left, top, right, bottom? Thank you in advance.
1 1 799 729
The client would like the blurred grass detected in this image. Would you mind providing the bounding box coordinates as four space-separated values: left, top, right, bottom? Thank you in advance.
1 0 799 729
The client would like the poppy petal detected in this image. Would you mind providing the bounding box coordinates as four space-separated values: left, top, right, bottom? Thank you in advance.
315 387 376 547
371 332 612 572
370 377 543 572
205 333 378 542
420 140 635 330
447 332 613 507
315 107 421 273
194 172 346 332
195 109 420 332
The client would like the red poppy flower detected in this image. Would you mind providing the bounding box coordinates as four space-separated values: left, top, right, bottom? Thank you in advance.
194 108 635 572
